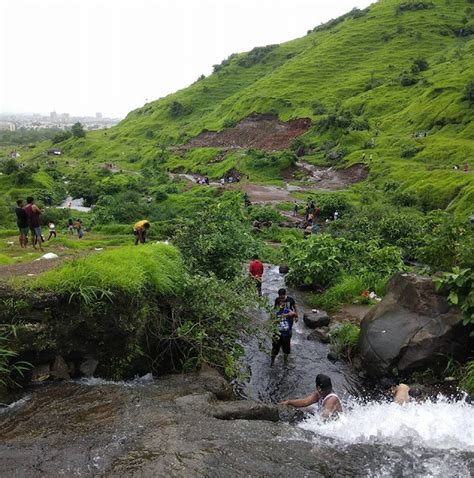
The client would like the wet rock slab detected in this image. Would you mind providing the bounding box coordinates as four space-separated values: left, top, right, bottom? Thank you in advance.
0 367 391 478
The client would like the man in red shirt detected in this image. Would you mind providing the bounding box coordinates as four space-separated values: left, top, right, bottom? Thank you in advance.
248 254 264 296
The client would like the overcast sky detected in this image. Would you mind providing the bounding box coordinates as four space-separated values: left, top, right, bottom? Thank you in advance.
0 0 373 118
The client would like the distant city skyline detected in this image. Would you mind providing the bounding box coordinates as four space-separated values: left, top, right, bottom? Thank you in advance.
1 0 373 118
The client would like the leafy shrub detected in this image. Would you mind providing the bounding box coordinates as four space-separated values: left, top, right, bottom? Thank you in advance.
169 101 185 117
418 213 473 271
173 200 255 280
304 192 350 219
434 267 474 327
71 122 86 138
460 361 474 394
247 206 282 224
462 81 474 106
0 325 30 387
312 101 326 115
400 143 423 158
166 274 257 376
222 118 237 128
400 73 419 86
237 45 277 67
283 234 403 289
330 322 360 359
1 158 19 175
396 2 434 14
412 58 429 72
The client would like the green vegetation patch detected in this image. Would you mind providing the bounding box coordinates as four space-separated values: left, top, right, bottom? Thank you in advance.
34 243 184 299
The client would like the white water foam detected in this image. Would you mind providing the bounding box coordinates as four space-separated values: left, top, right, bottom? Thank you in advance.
299 397 474 452
0 395 30 415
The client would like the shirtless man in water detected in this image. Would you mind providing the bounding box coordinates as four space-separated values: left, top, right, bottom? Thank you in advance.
380 378 411 404
280 374 342 420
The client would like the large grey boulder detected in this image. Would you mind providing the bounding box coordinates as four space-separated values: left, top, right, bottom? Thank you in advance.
303 310 330 329
357 272 470 377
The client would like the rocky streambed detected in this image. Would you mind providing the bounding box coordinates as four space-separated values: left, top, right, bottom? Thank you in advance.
1 267 473 477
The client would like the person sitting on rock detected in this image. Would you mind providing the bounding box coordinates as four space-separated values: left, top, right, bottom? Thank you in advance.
380 377 411 404
280 374 343 420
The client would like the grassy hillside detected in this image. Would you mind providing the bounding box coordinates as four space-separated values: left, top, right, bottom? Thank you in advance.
1 0 473 224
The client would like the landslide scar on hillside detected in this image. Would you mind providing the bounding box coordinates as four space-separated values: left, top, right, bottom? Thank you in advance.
183 113 311 151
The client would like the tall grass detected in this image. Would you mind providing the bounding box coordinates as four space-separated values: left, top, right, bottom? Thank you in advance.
34 243 184 299
460 360 474 394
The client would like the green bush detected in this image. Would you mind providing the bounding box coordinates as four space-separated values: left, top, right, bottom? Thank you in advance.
434 266 474 327
283 234 403 289
35 243 183 299
247 206 283 224
173 200 255 280
330 322 360 359
460 360 474 394
0 325 30 387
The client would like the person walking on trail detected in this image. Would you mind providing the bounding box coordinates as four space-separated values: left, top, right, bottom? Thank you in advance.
248 254 264 296
243 192 251 207
24 196 43 250
47 222 57 240
280 374 343 420
274 288 298 318
271 298 298 367
67 218 74 236
293 201 299 216
74 219 84 239
133 219 150 245
15 199 29 248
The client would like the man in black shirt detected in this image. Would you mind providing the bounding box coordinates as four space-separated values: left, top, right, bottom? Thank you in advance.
274 288 298 317
15 199 29 248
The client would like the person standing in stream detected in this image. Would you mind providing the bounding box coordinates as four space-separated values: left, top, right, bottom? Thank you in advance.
274 288 299 318
280 374 343 420
248 254 264 296
271 297 298 366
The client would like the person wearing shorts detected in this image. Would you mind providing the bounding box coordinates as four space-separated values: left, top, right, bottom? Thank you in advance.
271 298 297 366
15 199 29 248
23 196 43 250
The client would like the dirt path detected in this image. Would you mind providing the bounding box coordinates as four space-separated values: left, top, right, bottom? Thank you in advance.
0 257 64 280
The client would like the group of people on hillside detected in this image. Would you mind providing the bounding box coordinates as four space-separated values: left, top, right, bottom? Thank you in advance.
249 255 415 420
15 197 84 249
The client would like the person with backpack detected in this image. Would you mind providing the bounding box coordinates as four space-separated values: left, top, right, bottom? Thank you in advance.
271 298 298 366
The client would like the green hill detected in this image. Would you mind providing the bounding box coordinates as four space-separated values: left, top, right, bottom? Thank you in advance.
2 0 474 223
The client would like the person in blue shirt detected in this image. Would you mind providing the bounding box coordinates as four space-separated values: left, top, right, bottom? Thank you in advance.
271 298 298 366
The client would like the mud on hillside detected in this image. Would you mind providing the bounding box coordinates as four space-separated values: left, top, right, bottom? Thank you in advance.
184 113 311 151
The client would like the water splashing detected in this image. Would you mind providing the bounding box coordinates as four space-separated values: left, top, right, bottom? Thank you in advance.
300 397 474 451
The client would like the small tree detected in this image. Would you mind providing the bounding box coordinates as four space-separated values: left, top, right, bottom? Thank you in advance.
1 158 19 175
463 81 474 106
71 122 86 138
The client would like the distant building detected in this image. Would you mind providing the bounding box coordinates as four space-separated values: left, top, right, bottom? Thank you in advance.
50 111 58 121
0 121 15 131
95 112 103 119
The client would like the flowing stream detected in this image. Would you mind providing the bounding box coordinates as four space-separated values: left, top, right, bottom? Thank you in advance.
0 265 472 476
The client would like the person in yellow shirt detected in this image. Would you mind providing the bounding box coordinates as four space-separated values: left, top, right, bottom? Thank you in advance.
133 220 150 245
